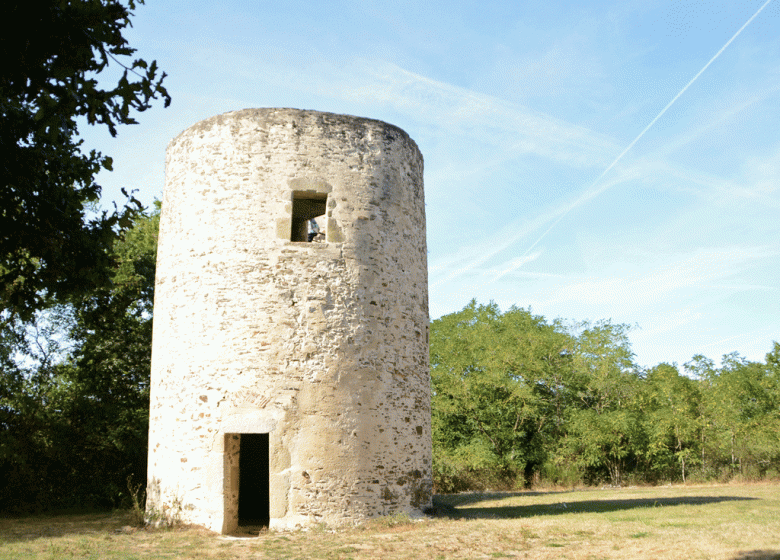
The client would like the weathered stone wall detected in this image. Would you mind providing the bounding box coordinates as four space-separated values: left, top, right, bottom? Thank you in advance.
146 108 431 533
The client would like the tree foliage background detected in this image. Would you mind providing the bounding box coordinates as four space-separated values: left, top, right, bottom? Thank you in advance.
1 0 166 512
1 0 169 318
0 207 158 512
431 301 780 492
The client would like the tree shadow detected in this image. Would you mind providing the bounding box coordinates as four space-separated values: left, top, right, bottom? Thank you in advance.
0 510 135 543
431 492 758 519
728 551 780 560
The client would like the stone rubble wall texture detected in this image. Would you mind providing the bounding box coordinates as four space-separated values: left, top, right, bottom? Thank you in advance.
146 108 431 533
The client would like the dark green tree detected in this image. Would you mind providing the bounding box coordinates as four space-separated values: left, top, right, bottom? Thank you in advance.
557 321 644 485
0 302 77 511
0 205 158 511
644 363 701 482
430 301 575 491
429 302 778 490
60 203 158 505
684 354 718 474
0 0 169 318
702 352 780 477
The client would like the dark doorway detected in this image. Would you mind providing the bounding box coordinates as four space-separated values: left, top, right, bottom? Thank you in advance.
238 433 270 526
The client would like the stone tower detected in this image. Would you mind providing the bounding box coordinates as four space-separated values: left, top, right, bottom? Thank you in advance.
146 109 431 533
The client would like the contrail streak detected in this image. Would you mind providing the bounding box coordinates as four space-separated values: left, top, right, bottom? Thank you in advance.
516 0 774 261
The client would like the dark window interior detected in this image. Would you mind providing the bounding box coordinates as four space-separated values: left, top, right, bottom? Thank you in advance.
291 192 327 242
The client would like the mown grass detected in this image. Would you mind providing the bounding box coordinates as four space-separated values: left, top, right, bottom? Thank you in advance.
1 483 778 559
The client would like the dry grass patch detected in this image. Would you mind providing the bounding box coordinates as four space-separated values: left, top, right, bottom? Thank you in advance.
1 483 778 559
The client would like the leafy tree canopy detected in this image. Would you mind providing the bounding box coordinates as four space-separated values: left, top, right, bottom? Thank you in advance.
0 0 169 318
430 300 578 490
0 204 158 512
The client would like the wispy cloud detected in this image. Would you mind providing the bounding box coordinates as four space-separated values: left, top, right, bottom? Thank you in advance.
428 161 646 289
695 328 777 354
511 0 776 260
191 50 623 171
489 252 544 283
427 0 777 293
339 61 620 167
428 89 780 293
428 208 552 289
539 244 779 310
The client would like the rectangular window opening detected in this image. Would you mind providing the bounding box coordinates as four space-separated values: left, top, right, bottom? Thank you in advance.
238 433 270 527
291 192 327 242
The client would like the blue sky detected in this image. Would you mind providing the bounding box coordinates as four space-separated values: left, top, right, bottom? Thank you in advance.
82 0 780 369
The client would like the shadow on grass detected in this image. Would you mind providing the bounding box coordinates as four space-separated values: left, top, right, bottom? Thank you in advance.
431 493 758 519
0 510 136 543
729 551 780 560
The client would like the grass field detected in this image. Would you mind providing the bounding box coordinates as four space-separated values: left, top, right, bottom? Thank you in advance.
1 483 778 559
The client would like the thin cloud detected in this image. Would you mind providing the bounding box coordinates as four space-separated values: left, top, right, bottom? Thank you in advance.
517 0 774 257
540 244 779 309
340 61 620 167
429 208 553 289
196 53 622 170
691 327 778 360
650 85 780 159
490 252 544 283
428 163 644 289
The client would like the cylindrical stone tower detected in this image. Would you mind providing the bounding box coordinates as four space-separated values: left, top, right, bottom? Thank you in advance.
146 109 431 533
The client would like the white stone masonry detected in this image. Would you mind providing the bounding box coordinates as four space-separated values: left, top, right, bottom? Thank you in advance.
146 108 431 533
